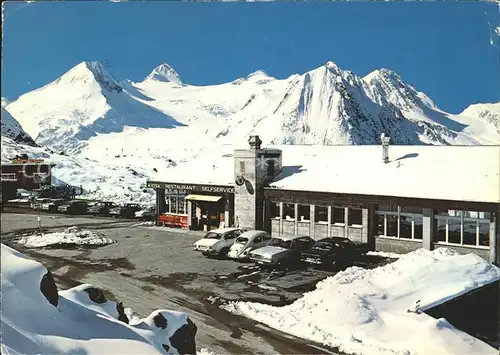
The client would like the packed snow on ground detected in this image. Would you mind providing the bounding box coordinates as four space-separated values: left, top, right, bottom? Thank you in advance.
223 248 500 355
366 250 403 259
132 221 155 227
15 226 114 248
0 243 212 355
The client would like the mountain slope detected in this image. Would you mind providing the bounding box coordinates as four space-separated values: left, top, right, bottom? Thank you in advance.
1 105 37 147
460 102 500 132
7 61 184 153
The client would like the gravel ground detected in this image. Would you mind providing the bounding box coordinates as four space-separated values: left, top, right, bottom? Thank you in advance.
1 211 393 354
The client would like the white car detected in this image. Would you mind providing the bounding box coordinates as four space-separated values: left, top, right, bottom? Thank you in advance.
227 230 272 260
249 234 315 268
193 227 244 257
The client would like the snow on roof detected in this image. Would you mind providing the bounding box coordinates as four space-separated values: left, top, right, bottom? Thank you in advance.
151 146 236 186
271 145 500 204
150 144 500 203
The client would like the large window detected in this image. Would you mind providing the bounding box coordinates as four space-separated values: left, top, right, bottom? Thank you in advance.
376 214 385 236
435 210 490 248
169 196 177 213
298 204 310 221
270 202 280 219
315 206 328 223
414 216 423 240
283 203 295 220
348 208 363 226
177 197 186 214
331 207 345 225
376 204 423 240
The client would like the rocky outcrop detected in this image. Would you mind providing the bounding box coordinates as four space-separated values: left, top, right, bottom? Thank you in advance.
170 317 198 355
40 271 59 307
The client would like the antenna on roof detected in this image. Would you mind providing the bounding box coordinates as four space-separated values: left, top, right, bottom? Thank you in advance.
381 133 391 164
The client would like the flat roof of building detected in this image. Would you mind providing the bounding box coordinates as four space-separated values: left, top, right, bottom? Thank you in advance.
271 145 500 204
150 144 500 204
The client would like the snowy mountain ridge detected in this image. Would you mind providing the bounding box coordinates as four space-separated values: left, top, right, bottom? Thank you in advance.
144 63 183 85
2 60 499 203
6 59 500 155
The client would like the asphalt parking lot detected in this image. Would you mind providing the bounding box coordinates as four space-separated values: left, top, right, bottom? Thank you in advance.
1 210 395 354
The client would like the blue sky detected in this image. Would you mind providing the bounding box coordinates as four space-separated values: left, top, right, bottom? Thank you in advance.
2 1 499 113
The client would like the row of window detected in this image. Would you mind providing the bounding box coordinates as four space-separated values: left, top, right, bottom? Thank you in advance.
376 206 490 247
269 203 363 226
164 195 187 214
435 215 489 247
376 214 423 240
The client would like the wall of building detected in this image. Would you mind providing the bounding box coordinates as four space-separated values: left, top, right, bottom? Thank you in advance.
234 149 259 229
233 139 282 230
375 237 423 254
266 194 498 264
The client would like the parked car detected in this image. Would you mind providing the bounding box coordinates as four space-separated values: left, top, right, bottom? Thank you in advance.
41 198 67 213
109 203 142 218
248 234 315 268
300 237 368 268
31 198 52 211
193 227 244 257
87 201 117 216
227 230 272 260
57 200 88 215
135 206 155 221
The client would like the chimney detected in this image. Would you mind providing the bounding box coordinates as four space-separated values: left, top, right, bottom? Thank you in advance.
380 133 390 164
248 135 262 150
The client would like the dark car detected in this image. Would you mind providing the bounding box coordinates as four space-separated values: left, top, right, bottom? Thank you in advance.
57 200 88 215
109 203 142 219
87 201 117 216
248 234 315 269
300 237 368 268
41 198 67 213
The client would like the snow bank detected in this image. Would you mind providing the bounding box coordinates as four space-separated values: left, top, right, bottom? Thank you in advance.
366 250 403 259
15 226 114 248
132 221 155 227
224 248 500 355
196 349 219 355
1 243 201 354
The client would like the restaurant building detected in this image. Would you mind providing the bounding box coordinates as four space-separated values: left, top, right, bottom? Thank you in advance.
1 157 56 203
146 136 500 265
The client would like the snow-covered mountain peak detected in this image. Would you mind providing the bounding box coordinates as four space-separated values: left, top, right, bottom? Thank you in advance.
364 68 402 83
58 61 122 93
247 69 271 78
324 60 342 74
144 63 182 85
363 67 437 112
2 97 11 108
